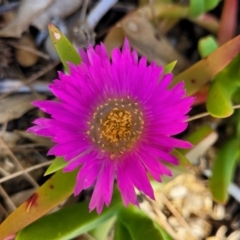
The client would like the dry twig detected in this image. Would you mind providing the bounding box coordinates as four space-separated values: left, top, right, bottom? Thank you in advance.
0 61 59 100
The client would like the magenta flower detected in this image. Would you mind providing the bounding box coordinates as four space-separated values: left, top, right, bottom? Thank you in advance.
28 39 193 214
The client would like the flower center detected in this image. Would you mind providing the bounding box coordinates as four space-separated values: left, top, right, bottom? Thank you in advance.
102 110 132 143
87 97 144 159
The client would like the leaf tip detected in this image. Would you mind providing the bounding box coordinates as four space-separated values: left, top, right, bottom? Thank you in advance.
25 193 39 213
48 24 62 44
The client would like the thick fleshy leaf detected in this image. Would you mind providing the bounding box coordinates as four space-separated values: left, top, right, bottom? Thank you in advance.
206 55 240 118
48 24 81 72
209 139 240 203
204 0 220 11
44 157 68 176
0 170 77 239
114 221 132 240
232 87 240 104
90 217 116 240
235 110 240 142
198 35 218 58
16 191 122 240
189 0 220 18
189 0 204 18
206 79 235 118
114 207 165 240
171 35 240 96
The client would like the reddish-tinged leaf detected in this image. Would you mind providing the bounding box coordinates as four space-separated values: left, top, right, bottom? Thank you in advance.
0 170 77 240
16 191 122 240
218 0 238 45
171 35 240 96
192 85 208 106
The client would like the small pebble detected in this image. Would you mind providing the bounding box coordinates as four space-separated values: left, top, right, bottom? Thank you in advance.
168 185 188 199
227 230 240 240
204 196 213 212
168 216 180 228
212 204 225 220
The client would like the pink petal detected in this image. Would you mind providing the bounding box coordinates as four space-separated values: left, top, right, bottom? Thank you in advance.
63 153 93 172
120 155 154 200
146 135 193 149
123 38 130 50
89 158 115 214
74 158 102 195
116 160 138 206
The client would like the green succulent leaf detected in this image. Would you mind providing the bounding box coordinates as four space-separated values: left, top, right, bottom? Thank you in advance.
189 0 220 17
209 138 240 203
189 0 204 18
206 79 235 118
232 88 240 104
44 157 68 176
114 207 166 240
235 110 240 142
90 217 116 240
114 221 132 239
206 55 240 118
0 170 77 239
48 24 81 72
16 191 122 240
198 35 218 58
204 0 221 11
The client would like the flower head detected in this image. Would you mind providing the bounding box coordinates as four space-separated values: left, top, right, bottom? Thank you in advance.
28 39 193 214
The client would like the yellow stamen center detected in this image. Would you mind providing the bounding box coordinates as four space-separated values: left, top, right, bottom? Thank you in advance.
102 110 132 143
87 97 144 159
